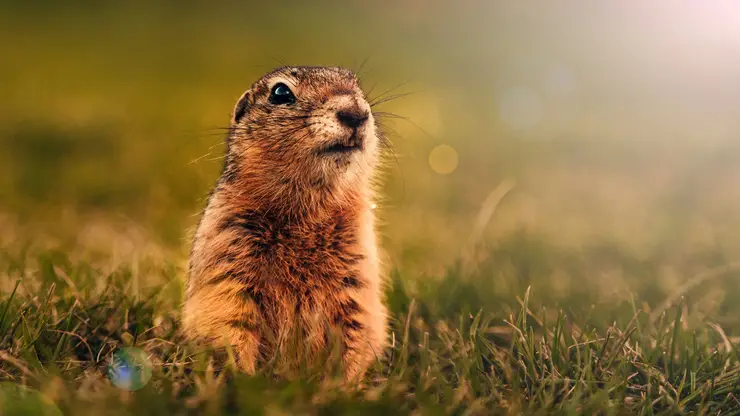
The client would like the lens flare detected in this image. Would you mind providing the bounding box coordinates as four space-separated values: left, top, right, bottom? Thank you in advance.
107 347 153 391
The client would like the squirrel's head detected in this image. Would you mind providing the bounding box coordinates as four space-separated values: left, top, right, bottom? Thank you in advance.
225 66 380 198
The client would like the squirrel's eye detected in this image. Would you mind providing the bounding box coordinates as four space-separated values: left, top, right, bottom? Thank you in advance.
269 83 296 105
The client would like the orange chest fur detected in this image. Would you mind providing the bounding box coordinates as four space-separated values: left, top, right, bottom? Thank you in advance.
220 209 366 293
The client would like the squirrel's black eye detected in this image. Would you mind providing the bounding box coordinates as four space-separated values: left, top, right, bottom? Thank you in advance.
268 83 296 105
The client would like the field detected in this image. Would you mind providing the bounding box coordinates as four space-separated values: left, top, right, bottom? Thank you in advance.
1 2 739 414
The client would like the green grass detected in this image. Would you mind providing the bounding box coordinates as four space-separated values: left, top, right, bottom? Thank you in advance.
1 2 740 414
1 233 738 415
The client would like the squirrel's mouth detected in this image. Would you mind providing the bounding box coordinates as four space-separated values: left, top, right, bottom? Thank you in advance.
318 133 364 155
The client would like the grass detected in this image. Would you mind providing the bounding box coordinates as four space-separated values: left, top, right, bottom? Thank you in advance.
2 2 740 414
1 232 738 415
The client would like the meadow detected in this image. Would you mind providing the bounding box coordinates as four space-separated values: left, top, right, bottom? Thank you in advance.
1 2 739 414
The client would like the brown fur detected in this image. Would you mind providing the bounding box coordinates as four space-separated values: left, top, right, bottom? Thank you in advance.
183 66 387 381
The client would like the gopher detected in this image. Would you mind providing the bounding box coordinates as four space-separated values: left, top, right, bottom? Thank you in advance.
183 66 388 381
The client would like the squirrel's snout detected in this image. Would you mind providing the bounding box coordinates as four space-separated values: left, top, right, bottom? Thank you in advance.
336 109 369 129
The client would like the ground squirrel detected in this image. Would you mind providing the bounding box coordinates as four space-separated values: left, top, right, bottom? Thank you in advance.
183 66 388 381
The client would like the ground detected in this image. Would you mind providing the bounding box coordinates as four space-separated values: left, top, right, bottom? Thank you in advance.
1 2 739 415
1 227 738 415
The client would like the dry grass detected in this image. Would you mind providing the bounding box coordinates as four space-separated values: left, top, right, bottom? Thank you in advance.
2 2 739 414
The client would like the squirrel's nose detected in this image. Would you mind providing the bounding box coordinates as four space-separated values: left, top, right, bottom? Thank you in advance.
336 109 369 129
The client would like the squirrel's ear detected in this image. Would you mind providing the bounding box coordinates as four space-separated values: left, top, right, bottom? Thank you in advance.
232 90 252 125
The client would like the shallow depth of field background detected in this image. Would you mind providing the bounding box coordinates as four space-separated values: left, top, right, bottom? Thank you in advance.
1 1 740 411
3 1 740 315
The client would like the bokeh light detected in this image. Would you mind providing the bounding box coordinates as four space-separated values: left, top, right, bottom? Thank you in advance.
497 86 544 131
544 65 577 98
107 347 153 391
428 144 459 175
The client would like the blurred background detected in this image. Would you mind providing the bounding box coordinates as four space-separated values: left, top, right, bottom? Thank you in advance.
1 0 739 285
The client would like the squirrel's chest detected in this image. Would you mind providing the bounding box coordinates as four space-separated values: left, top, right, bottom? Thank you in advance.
226 210 365 291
